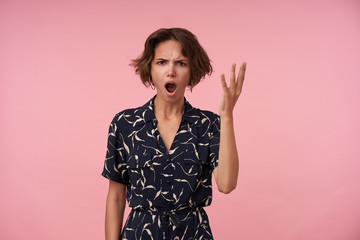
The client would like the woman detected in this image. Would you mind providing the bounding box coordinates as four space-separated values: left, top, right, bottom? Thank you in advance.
102 28 246 240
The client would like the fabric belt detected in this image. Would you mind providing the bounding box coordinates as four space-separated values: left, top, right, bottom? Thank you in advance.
133 206 203 239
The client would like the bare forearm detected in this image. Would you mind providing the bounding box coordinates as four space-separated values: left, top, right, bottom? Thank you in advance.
105 192 126 239
215 62 246 193
216 114 239 193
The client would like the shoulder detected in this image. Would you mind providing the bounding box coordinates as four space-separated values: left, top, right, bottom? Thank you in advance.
187 105 219 122
184 102 220 131
185 98 218 119
110 105 145 126
197 108 219 121
109 97 155 130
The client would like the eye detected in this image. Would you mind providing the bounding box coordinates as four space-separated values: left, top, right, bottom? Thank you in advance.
157 60 165 65
177 61 187 66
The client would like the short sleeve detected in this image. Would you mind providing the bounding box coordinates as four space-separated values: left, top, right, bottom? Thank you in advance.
101 113 129 184
209 115 221 171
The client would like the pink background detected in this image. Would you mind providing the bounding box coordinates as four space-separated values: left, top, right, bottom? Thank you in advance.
1 0 360 239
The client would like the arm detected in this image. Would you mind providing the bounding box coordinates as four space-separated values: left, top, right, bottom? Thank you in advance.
105 180 126 240
213 62 246 194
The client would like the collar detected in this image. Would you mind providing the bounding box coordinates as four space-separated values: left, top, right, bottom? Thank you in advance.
132 95 202 127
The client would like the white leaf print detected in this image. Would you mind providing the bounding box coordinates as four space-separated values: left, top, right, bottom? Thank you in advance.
154 190 161 199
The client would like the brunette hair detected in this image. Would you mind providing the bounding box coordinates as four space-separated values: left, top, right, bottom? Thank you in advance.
130 28 213 88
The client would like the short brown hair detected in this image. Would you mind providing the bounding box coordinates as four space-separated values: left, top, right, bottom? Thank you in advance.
131 28 213 88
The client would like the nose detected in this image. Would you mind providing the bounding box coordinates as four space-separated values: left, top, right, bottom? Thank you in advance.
167 63 176 78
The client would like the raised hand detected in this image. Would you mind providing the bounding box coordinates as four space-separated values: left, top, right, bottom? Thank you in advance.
219 62 247 117
214 62 246 193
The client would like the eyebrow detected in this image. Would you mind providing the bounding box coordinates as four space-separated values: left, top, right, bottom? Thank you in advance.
155 57 188 62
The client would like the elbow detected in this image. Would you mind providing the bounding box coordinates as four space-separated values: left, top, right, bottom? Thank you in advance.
217 182 237 194
214 167 239 194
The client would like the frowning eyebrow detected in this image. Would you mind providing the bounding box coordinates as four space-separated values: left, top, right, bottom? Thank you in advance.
155 58 188 62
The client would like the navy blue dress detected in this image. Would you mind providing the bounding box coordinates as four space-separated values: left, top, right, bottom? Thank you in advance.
102 96 220 240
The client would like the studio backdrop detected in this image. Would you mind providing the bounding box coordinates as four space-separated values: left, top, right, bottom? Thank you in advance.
1 0 359 239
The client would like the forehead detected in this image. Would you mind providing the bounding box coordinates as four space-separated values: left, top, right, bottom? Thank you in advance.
154 40 186 58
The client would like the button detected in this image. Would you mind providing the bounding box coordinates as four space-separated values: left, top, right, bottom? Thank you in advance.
166 180 171 185
153 119 158 124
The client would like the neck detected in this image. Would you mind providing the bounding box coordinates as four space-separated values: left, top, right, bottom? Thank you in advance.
153 95 184 118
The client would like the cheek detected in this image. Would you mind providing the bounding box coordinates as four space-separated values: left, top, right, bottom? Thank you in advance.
180 66 191 77
150 66 161 79
184 71 191 84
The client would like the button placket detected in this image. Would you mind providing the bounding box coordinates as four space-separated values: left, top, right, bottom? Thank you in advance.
162 151 175 206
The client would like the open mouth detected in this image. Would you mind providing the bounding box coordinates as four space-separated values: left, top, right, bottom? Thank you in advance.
165 83 177 93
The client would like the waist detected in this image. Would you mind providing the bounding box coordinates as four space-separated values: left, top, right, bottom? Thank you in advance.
133 205 203 215
132 206 204 228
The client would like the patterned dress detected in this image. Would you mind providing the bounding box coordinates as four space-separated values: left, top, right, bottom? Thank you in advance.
101 96 220 240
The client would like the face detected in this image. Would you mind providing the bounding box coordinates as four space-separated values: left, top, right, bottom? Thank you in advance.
151 40 190 103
